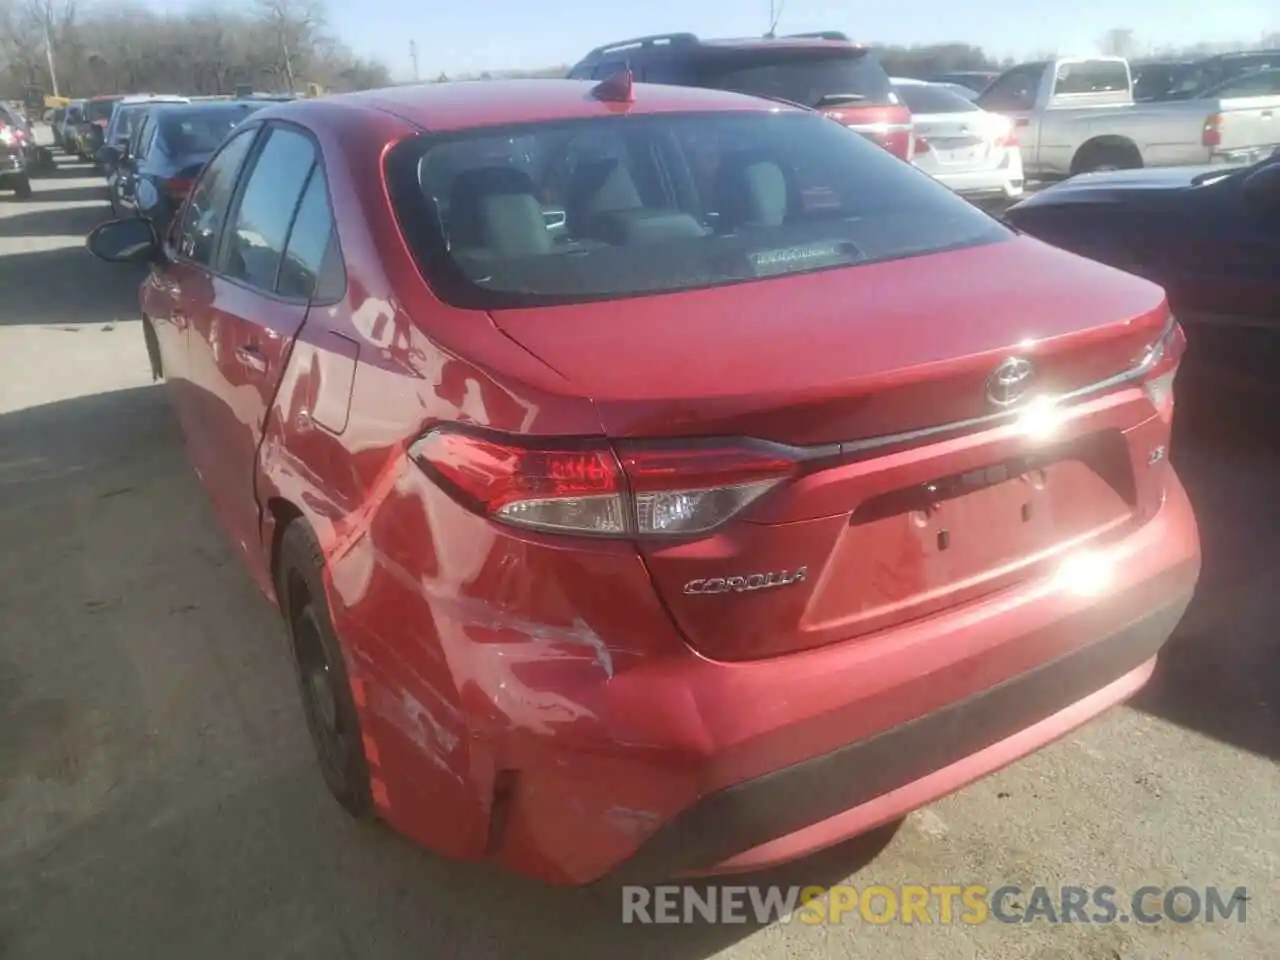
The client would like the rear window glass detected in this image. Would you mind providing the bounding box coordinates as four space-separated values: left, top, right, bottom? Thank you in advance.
87 99 119 122
892 83 980 115
700 49 894 107
1052 60 1129 95
385 111 1007 308
159 106 263 155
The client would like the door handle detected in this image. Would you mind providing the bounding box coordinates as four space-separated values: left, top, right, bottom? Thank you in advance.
235 342 268 373
1262 110 1274 119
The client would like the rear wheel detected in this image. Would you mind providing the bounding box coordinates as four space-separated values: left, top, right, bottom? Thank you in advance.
1073 142 1142 175
276 521 373 818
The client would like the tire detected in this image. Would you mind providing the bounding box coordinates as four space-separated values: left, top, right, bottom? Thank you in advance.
12 175 31 199
276 521 374 818
1073 143 1141 175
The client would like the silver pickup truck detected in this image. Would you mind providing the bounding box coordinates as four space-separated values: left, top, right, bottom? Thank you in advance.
975 56 1280 178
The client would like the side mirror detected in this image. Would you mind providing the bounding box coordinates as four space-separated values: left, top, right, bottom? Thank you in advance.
86 218 162 264
97 144 120 167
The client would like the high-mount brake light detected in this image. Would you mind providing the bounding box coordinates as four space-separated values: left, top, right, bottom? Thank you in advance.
410 428 797 537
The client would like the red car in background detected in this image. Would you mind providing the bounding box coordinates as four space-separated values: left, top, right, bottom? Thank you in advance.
88 77 1199 886
568 31 916 161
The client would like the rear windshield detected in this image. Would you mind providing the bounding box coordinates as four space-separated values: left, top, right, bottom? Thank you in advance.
699 48 894 107
87 99 120 122
385 111 1008 308
158 106 263 155
892 83 980 115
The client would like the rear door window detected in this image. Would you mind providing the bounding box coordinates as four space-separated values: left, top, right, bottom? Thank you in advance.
700 49 894 107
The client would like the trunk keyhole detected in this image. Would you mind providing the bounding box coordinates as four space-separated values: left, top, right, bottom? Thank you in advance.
937 529 950 551
1021 502 1033 523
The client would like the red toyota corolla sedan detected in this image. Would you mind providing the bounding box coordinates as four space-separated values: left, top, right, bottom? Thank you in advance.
87 76 1201 886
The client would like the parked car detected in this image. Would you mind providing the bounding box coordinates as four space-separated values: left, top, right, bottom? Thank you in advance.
76 94 125 161
1131 58 1196 102
927 70 1000 94
86 78 1200 886
1139 49 1280 102
977 56 1280 175
567 31 914 161
99 94 190 177
1004 156 1279 394
0 102 34 198
108 99 267 231
891 78 1024 202
48 106 67 147
58 100 85 155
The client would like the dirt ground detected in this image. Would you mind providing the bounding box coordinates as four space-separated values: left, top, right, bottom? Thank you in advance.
1 156 1277 960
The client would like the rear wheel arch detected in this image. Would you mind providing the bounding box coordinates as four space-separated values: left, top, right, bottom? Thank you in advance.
265 496 305 607
1071 136 1144 175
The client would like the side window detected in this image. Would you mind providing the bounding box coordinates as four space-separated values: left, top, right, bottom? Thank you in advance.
1215 71 1280 98
643 58 694 85
219 126 318 293
174 127 259 266
592 58 630 79
1052 60 1129 96
977 65 1043 111
277 165 342 300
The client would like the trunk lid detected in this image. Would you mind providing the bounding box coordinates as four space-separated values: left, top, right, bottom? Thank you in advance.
491 236 1173 661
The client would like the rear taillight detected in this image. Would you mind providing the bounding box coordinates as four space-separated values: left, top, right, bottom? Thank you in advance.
913 135 929 156
410 428 796 537
993 115 1019 147
162 177 194 201
1139 315 1186 422
1202 114 1222 147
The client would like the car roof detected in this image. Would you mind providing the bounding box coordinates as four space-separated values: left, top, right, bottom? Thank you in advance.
327 78 802 133
119 94 190 105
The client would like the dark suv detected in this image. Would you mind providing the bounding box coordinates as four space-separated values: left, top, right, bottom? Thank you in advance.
568 31 913 161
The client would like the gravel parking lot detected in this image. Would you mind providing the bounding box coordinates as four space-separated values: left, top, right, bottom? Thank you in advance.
1 152 1277 960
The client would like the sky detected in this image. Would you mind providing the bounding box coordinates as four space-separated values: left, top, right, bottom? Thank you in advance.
151 0 1279 81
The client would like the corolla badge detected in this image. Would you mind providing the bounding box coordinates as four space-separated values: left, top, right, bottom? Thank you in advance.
683 567 808 595
985 356 1036 408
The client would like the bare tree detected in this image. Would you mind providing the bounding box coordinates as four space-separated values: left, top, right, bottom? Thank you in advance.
255 0 325 93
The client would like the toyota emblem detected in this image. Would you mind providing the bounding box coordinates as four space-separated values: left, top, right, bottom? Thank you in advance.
985 357 1035 408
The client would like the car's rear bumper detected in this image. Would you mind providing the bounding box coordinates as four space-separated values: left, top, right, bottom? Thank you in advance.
613 588 1186 882
469 471 1199 885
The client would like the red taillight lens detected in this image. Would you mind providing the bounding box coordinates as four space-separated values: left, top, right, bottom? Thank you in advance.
1202 114 1222 147
913 135 929 156
162 177 194 201
410 428 796 537
992 115 1019 147
616 442 796 535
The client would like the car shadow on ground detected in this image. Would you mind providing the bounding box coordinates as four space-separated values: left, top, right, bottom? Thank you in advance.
1128 374 1280 762
0 384 905 960
0 241 144 326
10 183 110 206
